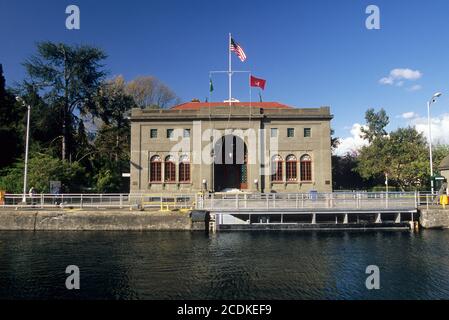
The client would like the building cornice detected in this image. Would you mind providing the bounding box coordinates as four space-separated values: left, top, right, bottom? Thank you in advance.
131 106 333 122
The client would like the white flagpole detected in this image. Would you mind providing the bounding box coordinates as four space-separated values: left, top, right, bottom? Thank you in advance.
249 73 252 124
209 73 212 117
228 33 232 106
249 73 252 107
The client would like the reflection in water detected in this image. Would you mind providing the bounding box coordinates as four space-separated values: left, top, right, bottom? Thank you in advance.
0 230 449 299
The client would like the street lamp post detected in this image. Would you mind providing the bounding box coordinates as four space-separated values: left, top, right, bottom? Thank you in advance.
16 97 31 203
427 92 442 195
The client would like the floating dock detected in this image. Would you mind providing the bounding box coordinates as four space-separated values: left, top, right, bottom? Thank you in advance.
211 209 416 231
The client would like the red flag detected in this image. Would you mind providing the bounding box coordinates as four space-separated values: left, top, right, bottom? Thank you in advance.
250 75 266 90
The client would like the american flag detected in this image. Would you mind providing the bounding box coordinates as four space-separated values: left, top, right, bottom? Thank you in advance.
230 38 247 62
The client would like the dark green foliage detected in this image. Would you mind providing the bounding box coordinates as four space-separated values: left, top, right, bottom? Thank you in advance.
0 46 173 193
333 108 449 191
434 145 449 176
0 64 25 168
360 108 389 142
0 152 85 193
23 42 107 160
356 126 430 191
332 153 379 190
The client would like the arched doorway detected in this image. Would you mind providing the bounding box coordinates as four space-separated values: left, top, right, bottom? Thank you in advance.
214 135 247 191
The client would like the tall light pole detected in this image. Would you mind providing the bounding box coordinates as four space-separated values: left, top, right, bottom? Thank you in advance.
427 92 442 195
16 97 31 203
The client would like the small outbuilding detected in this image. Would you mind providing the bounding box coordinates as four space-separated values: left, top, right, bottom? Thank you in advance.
439 155 449 182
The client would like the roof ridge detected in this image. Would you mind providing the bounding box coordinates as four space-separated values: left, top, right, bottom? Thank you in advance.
171 101 292 110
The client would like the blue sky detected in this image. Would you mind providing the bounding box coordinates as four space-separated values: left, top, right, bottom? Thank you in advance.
1 0 449 153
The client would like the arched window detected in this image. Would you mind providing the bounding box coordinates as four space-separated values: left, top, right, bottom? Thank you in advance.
286 155 298 181
179 155 191 183
164 156 176 182
272 155 283 182
300 154 312 182
150 155 162 182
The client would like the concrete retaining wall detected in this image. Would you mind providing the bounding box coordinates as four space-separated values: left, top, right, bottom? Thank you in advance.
419 208 449 229
0 210 193 231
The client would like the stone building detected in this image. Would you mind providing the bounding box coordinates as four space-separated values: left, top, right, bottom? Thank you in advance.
130 101 333 194
439 155 449 182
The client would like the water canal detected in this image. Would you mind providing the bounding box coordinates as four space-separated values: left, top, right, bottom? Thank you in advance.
0 230 448 299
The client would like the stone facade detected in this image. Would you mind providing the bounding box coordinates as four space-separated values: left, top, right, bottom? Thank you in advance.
0 211 192 231
130 102 333 194
419 208 449 229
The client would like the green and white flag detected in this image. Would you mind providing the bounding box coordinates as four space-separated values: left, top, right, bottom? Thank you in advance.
209 78 214 92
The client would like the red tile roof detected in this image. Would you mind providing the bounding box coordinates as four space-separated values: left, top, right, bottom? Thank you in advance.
171 101 292 110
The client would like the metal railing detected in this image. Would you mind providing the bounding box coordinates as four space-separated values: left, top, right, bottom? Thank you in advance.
197 192 419 211
416 191 448 210
2 191 443 211
0 193 196 210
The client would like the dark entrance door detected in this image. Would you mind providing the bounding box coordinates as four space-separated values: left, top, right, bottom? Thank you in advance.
213 135 247 191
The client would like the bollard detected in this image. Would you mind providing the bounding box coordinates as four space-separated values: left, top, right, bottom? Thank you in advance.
440 195 448 209
209 214 217 234
409 221 419 232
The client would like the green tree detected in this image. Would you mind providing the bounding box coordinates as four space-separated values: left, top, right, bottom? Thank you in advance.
94 75 134 162
360 108 389 142
88 76 134 193
0 64 26 169
332 152 378 190
433 144 449 175
23 42 107 161
21 84 63 158
330 128 340 152
0 152 85 193
94 166 123 193
357 127 429 191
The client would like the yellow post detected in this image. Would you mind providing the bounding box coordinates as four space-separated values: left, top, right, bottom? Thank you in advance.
0 190 5 205
440 195 448 209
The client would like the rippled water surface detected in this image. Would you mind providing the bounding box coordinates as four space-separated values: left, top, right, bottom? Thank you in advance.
1 230 449 299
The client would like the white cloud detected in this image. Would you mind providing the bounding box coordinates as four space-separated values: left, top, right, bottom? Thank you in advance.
390 68 422 80
336 112 449 157
410 113 449 145
334 123 369 156
408 84 422 92
379 77 394 85
379 68 422 87
401 111 418 119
